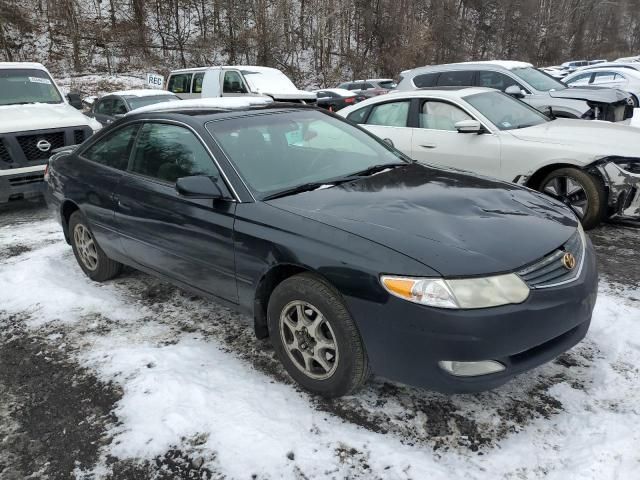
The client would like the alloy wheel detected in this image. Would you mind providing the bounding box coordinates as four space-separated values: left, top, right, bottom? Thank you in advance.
279 300 339 380
542 176 589 219
73 224 99 271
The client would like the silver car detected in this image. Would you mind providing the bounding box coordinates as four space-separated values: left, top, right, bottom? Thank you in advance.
396 61 634 123
563 67 640 107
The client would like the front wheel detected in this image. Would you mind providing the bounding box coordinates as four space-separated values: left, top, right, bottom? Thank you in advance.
539 168 606 229
69 211 122 281
267 273 369 398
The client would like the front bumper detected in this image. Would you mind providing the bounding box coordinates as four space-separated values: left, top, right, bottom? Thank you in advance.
595 161 640 221
347 239 598 393
0 165 46 203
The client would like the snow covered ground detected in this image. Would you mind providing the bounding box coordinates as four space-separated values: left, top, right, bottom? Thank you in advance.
0 202 639 479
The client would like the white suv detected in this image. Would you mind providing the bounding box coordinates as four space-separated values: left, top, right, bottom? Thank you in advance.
0 62 101 203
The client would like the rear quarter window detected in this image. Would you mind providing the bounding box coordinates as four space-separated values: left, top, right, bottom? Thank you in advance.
413 73 439 88
167 73 193 94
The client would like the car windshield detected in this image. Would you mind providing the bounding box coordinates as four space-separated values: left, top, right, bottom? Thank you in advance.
0 68 63 105
206 109 408 198
465 91 549 130
126 95 180 111
241 69 299 93
511 67 566 92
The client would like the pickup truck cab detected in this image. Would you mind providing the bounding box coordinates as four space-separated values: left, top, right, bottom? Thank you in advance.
0 62 101 203
166 66 316 104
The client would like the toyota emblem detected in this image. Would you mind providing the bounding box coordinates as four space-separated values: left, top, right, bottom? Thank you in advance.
36 139 52 152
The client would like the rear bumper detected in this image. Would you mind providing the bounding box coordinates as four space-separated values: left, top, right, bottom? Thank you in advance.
347 239 598 393
0 165 46 203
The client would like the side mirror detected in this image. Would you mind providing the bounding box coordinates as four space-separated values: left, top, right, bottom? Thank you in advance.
505 85 525 98
67 92 83 110
382 138 394 147
454 119 483 134
176 175 226 199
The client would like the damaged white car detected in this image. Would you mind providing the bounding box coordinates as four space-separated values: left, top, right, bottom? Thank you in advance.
340 87 640 228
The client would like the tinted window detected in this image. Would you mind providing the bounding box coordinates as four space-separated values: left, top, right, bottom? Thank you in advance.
130 123 218 183
510 67 565 91
223 71 248 93
363 83 374 89
95 98 113 115
413 73 439 88
82 124 139 170
477 71 522 91
112 98 127 115
346 106 371 124
566 72 593 86
437 71 474 86
377 80 397 89
193 72 205 93
206 110 405 197
126 95 180 111
419 101 472 131
366 101 410 127
167 73 193 94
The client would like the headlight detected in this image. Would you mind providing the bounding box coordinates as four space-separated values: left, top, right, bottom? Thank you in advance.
380 273 530 309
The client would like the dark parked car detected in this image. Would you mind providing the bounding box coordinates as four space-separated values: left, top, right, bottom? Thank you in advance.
89 89 180 126
313 88 359 111
45 100 598 398
337 79 396 97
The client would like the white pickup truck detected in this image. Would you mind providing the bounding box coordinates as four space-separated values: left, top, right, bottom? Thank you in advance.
0 62 101 203
166 66 317 103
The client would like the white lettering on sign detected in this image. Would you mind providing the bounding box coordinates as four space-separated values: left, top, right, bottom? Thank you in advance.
146 73 165 89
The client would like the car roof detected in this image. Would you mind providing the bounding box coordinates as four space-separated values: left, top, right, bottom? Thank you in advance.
386 86 492 98
313 88 356 96
403 60 532 76
567 67 640 78
0 62 48 71
169 65 282 74
105 89 176 98
125 96 277 116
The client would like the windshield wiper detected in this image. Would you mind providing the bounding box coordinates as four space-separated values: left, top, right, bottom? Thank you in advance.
263 182 328 200
344 162 408 178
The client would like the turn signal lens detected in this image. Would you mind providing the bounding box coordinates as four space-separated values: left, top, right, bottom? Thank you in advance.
381 273 529 309
344 97 355 103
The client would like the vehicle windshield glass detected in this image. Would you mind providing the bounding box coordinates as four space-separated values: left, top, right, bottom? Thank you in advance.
465 91 549 130
378 80 397 89
126 95 180 111
206 109 407 198
241 69 298 93
511 67 566 92
0 68 63 105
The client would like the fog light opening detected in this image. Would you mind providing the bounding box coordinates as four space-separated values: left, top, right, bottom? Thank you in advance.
438 360 506 377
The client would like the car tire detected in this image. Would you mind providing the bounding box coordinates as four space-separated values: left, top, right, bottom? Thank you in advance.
267 272 369 398
69 211 122 281
539 167 606 229
631 94 639 108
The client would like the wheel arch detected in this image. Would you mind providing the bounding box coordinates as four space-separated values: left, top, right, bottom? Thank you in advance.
60 200 80 244
524 161 593 190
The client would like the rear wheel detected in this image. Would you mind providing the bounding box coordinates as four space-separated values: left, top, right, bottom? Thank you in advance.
539 167 606 229
69 211 122 281
267 273 369 398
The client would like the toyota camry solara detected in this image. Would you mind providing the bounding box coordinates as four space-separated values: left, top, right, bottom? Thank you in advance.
45 100 598 398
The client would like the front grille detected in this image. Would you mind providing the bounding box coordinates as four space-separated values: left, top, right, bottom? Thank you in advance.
16 132 65 161
517 230 584 288
74 129 86 145
0 140 11 163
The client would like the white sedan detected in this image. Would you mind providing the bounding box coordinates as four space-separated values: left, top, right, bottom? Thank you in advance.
338 87 640 228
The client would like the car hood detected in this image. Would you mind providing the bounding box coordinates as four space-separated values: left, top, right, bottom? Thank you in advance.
267 163 578 276
549 86 631 104
0 103 101 134
508 119 640 157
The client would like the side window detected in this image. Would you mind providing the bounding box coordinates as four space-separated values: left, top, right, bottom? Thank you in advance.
346 106 371 124
95 98 113 115
477 71 522 91
593 71 620 83
192 72 205 93
567 72 593 86
366 101 410 127
348 83 361 90
167 73 193 94
362 83 374 90
436 70 474 86
112 98 127 115
82 124 139 170
223 71 248 93
130 123 219 183
419 100 472 131
413 73 439 88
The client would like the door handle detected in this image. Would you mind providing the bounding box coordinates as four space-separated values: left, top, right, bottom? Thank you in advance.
420 144 437 149
118 200 131 211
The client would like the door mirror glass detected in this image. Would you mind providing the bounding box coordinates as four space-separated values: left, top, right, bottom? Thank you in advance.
176 175 223 199
454 119 483 133
505 85 525 98
67 92 83 109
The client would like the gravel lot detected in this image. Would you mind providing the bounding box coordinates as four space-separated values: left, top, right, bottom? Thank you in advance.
0 198 639 480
